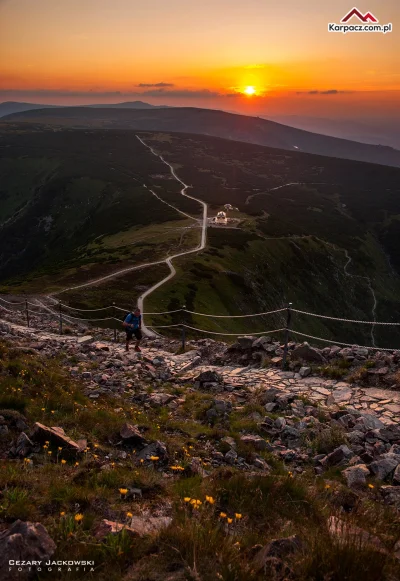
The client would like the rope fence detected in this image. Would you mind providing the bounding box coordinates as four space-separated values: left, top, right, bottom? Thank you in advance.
1 297 399 364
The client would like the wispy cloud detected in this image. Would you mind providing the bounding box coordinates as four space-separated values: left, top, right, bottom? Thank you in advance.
296 89 354 95
137 82 174 87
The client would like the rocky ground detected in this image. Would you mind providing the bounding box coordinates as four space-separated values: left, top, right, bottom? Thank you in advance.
0 311 400 580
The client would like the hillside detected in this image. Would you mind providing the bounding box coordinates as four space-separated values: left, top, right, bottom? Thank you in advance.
4 106 400 168
1 124 400 347
0 100 170 118
0 318 400 581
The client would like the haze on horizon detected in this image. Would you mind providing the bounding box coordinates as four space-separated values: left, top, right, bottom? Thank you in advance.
0 0 399 121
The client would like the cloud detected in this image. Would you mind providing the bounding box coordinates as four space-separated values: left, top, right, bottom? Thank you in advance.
0 88 229 99
296 89 354 95
137 82 174 87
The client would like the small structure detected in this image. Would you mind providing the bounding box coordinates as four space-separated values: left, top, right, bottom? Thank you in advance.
213 211 227 225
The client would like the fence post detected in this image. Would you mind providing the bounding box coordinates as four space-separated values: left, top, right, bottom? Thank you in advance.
113 302 117 342
181 304 186 351
59 302 63 335
282 302 292 370
25 297 30 328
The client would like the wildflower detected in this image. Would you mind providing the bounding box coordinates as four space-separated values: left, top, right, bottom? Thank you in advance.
119 488 128 497
235 513 242 520
140 459 144 464
58 447 62 451
227 518 233 524
45 441 50 445
94 444 98 448
219 512 227 518
368 483 375 489
60 511 65 517
184 497 191 503
325 484 331 490
126 512 133 518
61 459 66 465
41 408 45 411
205 495 215 505
111 462 115 468
23 458 31 464
74 462 79 467
47 451 52 456
150 456 159 461
51 410 55 414
74 513 84 522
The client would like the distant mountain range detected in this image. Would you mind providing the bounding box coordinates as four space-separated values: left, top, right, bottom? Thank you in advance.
0 100 169 118
3 105 400 168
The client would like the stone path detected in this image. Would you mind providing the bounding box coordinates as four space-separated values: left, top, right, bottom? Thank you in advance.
1 317 399 427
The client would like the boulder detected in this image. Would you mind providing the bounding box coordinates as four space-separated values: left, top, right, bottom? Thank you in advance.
240 435 268 451
342 464 370 488
299 366 311 378
195 370 223 384
137 440 168 463
327 516 386 553
119 423 147 446
380 486 400 507
237 336 255 349
252 336 272 349
12 432 34 458
77 335 93 345
0 520 56 581
253 535 303 573
94 516 171 540
30 422 82 454
369 457 398 480
291 342 324 363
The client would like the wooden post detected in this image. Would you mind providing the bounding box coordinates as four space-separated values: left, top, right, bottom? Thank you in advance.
113 302 117 342
25 298 30 328
282 302 292 370
181 304 186 351
59 302 63 335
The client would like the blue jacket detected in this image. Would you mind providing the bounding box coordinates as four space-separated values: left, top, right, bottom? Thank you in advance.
124 313 141 330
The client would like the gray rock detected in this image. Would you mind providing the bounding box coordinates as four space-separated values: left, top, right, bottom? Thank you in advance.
0 520 56 581
299 366 311 378
14 432 34 458
240 435 268 450
137 441 168 463
264 402 277 412
237 336 255 349
120 423 147 446
274 417 286 430
380 485 400 507
358 413 385 430
77 335 93 344
342 465 370 488
252 336 272 349
291 342 324 363
253 535 303 572
195 370 223 384
369 457 398 480
393 464 400 485
225 448 237 464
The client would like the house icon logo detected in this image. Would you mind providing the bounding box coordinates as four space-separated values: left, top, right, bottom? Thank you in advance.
341 7 378 23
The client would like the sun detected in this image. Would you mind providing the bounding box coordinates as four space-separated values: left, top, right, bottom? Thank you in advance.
243 85 256 96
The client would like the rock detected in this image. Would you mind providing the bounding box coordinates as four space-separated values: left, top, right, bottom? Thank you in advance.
214 399 232 414
240 435 268 451
148 393 175 407
225 448 238 464
81 371 92 379
299 366 311 378
30 422 81 454
137 440 168 463
291 342 324 363
321 445 354 469
393 464 400 485
195 370 223 384
260 388 279 404
77 335 93 344
253 457 271 471
253 535 303 573
264 402 277 412
0 520 56 581
14 432 34 458
237 336 255 349
380 486 400 507
119 423 147 446
252 336 272 349
331 387 352 404
274 417 286 430
358 413 385 430
327 516 386 553
342 464 370 488
369 457 398 480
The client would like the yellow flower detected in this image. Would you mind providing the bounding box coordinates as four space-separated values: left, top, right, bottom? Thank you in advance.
235 513 242 520
126 512 133 518
206 495 215 504
61 459 66 465
119 488 128 496
111 462 115 467
47 451 52 455
93 454 98 459
23 458 31 464
45 441 50 444
43 445 48 450
58 447 62 451
60 511 65 516
150 456 159 461
184 497 191 503
41 408 45 411
51 410 55 414
140 459 144 464
219 512 227 518
368 484 375 489
227 518 233 524
74 513 84 522
325 484 331 489
74 462 79 467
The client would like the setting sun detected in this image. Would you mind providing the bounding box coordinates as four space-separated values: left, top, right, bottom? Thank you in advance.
243 85 256 95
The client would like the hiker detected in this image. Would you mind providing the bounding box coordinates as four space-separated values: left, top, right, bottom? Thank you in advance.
123 307 142 352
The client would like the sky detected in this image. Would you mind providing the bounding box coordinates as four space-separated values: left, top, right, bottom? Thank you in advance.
0 0 399 119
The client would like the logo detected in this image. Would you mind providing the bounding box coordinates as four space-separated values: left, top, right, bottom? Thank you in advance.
341 8 378 23
328 7 392 34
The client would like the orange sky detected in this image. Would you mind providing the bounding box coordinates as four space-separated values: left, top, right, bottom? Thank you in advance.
0 0 399 118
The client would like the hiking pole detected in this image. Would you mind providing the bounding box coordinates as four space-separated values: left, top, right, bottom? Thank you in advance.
282 302 292 370
113 302 117 342
59 302 63 335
